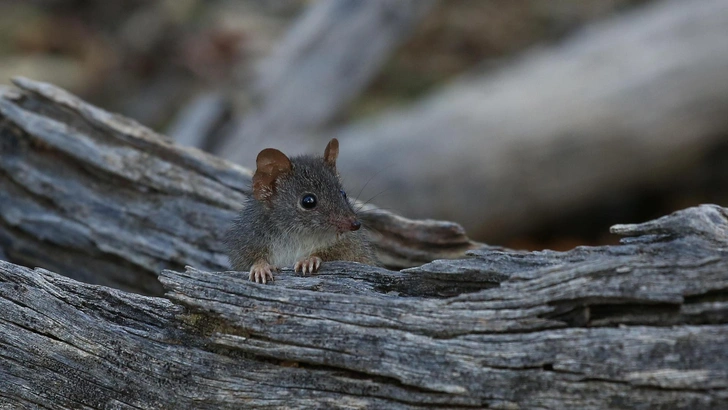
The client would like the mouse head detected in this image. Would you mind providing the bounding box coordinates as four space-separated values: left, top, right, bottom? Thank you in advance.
252 138 361 236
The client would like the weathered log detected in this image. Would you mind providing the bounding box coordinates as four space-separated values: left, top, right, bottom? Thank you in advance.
216 0 728 241
0 78 476 296
215 0 435 161
1 204 727 409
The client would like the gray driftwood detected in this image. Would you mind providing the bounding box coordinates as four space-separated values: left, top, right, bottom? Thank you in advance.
1 203 727 409
0 78 475 296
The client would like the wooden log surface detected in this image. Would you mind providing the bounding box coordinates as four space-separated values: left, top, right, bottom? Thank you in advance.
0 78 476 296
1 204 727 409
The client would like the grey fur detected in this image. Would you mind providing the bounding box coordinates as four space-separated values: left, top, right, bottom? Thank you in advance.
225 154 375 272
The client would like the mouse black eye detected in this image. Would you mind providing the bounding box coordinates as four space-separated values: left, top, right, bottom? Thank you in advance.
340 190 347 199
300 194 317 209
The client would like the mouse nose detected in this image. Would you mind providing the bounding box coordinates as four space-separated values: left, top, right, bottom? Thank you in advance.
350 220 361 231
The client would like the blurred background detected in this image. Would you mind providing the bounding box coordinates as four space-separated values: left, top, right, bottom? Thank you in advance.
1 0 726 251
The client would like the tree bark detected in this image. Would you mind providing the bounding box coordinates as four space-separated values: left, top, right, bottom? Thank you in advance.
1 204 727 409
0 78 476 296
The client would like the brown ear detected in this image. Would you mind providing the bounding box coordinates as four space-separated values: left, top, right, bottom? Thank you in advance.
323 138 339 168
252 148 292 201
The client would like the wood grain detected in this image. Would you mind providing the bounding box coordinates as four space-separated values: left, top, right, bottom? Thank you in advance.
1 205 727 408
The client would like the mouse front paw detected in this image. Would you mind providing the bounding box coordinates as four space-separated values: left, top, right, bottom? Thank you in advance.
249 261 277 284
294 256 322 275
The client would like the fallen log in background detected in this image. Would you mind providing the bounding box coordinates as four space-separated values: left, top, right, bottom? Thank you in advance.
0 78 476 295
329 0 728 240
213 0 728 241
1 204 727 409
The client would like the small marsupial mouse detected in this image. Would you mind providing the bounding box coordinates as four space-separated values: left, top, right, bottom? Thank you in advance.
225 138 375 283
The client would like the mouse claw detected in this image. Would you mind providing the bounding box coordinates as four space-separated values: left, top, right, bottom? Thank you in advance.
294 256 322 275
249 261 276 284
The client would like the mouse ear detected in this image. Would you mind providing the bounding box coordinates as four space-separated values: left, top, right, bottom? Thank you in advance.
253 148 292 201
323 138 339 168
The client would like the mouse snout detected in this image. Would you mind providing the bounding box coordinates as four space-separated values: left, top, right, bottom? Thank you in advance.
334 217 361 233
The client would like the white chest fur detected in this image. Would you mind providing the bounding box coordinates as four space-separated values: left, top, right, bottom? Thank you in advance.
268 233 337 267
